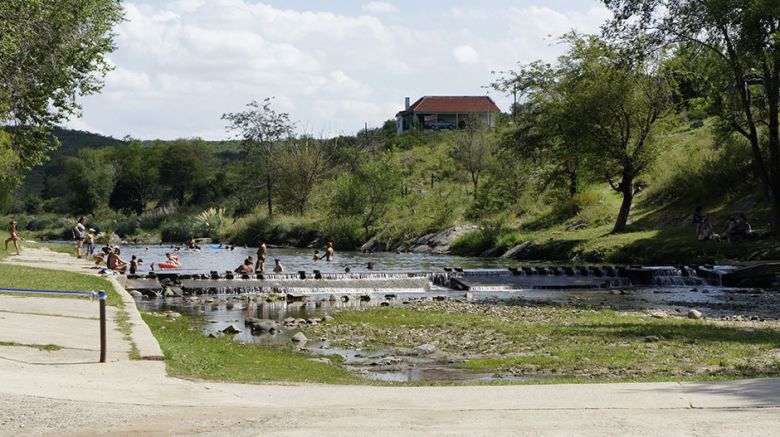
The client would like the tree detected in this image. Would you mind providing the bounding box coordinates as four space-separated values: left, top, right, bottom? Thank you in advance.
603 0 780 234
223 98 295 217
109 142 163 214
0 0 123 202
451 117 495 196
65 149 114 215
330 153 401 239
158 140 212 206
565 37 673 232
276 138 329 215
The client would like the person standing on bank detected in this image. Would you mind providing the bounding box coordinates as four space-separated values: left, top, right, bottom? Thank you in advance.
5 220 21 255
73 217 86 259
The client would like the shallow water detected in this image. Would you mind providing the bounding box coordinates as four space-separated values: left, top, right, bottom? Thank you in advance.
110 245 515 275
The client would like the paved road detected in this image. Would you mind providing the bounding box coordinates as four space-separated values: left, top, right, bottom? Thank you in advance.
1 248 779 436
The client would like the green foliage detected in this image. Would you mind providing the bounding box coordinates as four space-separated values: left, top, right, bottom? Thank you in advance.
158 140 214 206
0 264 121 307
375 191 457 247
193 208 226 239
64 149 115 215
226 212 320 247
329 152 401 241
159 219 194 243
0 0 123 197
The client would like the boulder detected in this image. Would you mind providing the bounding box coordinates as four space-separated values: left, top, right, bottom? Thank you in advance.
222 324 241 334
208 332 224 338
409 225 480 254
291 332 308 343
688 309 703 320
414 343 437 355
307 357 331 364
501 241 535 260
128 290 143 298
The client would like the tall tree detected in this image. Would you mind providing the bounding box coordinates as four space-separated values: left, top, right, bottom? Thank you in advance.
276 137 329 215
109 142 163 214
0 0 123 203
604 0 780 234
451 117 495 196
566 36 673 232
65 149 114 215
223 98 295 217
158 140 212 206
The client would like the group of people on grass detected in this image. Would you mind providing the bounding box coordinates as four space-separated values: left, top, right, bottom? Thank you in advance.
693 207 757 242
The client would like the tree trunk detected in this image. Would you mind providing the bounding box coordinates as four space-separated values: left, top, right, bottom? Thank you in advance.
266 173 273 217
612 176 633 233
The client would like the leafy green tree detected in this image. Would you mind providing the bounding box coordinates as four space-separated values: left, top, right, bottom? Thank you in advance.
65 149 114 215
604 0 780 233
158 140 213 206
568 37 673 232
450 117 496 196
109 142 163 214
330 153 401 239
276 138 329 215
0 0 123 202
223 98 295 217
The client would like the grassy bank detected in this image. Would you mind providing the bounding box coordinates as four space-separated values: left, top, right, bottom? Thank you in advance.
307 302 780 383
143 313 363 384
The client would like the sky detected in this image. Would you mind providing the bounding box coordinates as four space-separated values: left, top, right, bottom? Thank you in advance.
66 0 611 140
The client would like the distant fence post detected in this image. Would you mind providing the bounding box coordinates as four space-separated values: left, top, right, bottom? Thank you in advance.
98 290 107 363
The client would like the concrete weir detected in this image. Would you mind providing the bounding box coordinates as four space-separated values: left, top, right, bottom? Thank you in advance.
118 263 780 296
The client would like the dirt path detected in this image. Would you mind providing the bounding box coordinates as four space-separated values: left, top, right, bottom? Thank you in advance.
1 248 779 435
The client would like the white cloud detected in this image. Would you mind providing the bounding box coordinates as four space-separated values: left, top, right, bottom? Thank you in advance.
452 45 480 64
68 1 611 139
362 2 398 14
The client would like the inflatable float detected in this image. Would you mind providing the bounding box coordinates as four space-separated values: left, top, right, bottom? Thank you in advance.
158 255 180 269
209 244 226 250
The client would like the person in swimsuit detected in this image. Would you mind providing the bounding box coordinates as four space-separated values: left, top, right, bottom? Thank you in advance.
5 220 20 255
272 258 284 273
235 258 254 274
107 248 129 273
256 242 268 271
73 217 86 258
325 242 335 261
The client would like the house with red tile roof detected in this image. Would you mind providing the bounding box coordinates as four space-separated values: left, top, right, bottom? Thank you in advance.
395 96 501 133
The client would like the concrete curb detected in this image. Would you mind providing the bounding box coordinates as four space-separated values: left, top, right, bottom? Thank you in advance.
107 275 165 361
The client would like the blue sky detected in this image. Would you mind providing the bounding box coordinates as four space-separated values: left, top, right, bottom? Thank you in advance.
67 0 609 140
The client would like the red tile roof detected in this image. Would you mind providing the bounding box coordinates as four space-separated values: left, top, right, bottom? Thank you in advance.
401 96 501 114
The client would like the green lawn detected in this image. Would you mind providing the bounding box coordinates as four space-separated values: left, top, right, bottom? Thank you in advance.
306 302 780 383
144 313 363 384
0 263 122 307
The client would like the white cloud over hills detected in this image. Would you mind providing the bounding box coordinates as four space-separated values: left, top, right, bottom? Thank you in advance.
68 0 610 140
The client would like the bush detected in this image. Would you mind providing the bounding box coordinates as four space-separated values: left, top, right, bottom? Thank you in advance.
160 219 194 243
225 213 321 247
114 217 139 238
193 207 225 239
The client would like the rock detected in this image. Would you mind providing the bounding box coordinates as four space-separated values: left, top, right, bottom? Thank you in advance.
328 294 338 302
409 225 480 254
251 320 278 334
688 309 703 320
414 343 437 355
128 290 143 298
380 302 390 307
222 324 241 334
291 332 308 343
501 241 535 260
322 314 334 322
644 335 661 342
164 311 181 319
649 311 668 319
307 358 331 364
360 235 386 253
208 332 224 338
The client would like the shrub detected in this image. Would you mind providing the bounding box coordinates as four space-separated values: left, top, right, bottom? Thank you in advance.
114 217 139 238
193 207 225 239
160 219 194 243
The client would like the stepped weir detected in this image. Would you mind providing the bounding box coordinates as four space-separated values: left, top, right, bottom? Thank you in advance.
122 263 780 297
